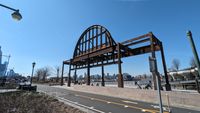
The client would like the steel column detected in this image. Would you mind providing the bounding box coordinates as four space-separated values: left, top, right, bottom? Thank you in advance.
56 67 59 82
160 42 171 91
150 33 159 90
74 66 77 84
61 62 64 86
87 60 90 85
117 43 124 88
68 60 72 87
101 61 105 86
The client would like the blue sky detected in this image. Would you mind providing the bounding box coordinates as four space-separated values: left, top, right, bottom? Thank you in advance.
0 0 200 77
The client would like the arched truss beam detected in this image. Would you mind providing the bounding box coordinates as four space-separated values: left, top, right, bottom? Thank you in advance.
62 25 171 90
73 25 116 58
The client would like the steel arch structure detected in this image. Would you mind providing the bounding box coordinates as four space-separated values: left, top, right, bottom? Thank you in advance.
73 25 116 58
61 25 171 91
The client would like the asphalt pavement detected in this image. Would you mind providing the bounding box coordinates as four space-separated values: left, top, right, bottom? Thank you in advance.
37 84 199 113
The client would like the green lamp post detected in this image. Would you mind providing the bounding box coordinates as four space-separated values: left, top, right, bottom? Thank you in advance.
187 31 200 93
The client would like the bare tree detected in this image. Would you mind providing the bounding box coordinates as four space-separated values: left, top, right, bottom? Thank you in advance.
35 68 42 81
43 67 50 81
34 67 51 82
172 59 180 71
190 57 196 68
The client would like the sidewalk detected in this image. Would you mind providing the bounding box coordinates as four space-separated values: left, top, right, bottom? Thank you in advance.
53 83 200 111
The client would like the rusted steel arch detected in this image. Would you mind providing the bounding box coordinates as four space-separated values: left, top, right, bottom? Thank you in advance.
61 25 119 87
73 25 117 58
61 25 171 91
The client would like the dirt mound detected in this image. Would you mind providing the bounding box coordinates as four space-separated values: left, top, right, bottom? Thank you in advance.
0 91 85 113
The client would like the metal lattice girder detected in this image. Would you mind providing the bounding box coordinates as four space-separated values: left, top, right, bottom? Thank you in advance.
65 26 162 67
62 25 171 90
73 25 116 58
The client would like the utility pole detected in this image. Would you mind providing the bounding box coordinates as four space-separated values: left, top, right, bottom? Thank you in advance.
149 57 163 113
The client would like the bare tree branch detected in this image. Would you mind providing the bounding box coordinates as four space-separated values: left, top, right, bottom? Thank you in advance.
34 67 51 82
171 59 180 71
190 57 196 68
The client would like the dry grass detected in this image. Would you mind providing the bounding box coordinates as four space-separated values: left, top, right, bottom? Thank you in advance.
0 91 85 113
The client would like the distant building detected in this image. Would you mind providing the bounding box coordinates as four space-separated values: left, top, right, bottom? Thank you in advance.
6 70 25 83
123 73 133 81
168 67 198 81
6 69 20 77
0 46 1 64
0 46 7 77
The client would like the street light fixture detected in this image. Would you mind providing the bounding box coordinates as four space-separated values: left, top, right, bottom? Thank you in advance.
0 3 22 21
30 62 36 85
11 10 22 21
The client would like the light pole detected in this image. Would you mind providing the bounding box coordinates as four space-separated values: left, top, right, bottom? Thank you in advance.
149 57 163 113
0 3 22 21
30 62 36 85
187 31 200 93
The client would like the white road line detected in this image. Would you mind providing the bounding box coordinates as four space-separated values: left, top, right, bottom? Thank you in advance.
124 105 129 108
151 105 167 111
107 101 111 104
57 97 105 113
39 90 105 113
141 109 146 112
122 100 138 105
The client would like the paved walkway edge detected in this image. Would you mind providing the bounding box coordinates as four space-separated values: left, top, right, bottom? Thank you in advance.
38 90 99 113
54 85 200 111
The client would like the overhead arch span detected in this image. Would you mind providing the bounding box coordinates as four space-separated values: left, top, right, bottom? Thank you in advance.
73 25 116 58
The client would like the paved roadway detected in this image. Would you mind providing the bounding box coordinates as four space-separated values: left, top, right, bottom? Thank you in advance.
37 84 199 113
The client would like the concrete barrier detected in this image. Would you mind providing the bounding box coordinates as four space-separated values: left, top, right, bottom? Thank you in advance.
71 85 200 110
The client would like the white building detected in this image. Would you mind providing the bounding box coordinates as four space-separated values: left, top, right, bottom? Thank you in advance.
168 67 198 81
0 46 7 76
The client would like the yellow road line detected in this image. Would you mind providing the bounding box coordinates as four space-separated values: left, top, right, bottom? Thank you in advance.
122 100 138 104
75 94 169 113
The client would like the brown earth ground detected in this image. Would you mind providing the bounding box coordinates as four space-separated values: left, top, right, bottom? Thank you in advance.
0 91 86 113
